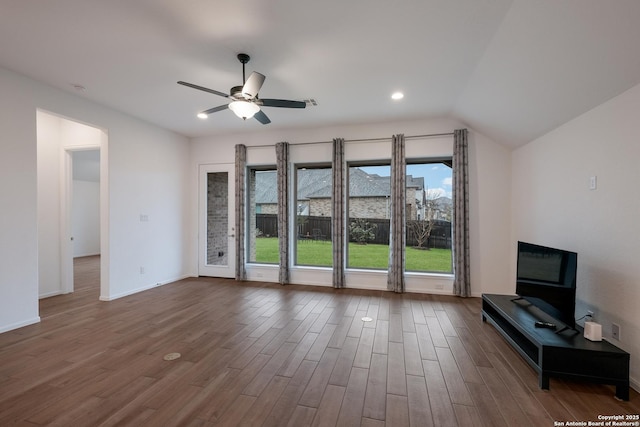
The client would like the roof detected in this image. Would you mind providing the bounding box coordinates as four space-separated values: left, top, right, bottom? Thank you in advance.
255 168 423 204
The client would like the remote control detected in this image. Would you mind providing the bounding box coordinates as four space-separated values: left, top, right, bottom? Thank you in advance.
534 321 556 329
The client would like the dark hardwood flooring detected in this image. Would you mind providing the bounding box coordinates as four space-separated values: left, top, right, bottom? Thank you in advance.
0 255 637 426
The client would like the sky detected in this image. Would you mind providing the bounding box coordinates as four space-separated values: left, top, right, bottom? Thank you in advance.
359 163 452 198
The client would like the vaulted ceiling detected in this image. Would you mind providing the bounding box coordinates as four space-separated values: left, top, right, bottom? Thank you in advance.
2 0 640 147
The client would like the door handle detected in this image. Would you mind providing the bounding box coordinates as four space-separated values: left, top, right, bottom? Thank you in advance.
229 234 235 237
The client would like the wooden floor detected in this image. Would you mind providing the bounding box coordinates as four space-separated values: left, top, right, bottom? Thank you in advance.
0 256 638 426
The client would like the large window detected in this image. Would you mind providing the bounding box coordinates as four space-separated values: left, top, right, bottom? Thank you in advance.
405 160 452 273
347 164 391 270
243 138 455 282
294 166 332 267
248 168 279 264
344 161 453 273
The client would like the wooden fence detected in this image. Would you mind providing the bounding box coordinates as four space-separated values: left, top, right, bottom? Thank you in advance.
256 214 451 249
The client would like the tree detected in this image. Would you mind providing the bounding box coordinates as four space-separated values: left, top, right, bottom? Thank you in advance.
409 218 434 249
349 218 377 244
410 187 440 249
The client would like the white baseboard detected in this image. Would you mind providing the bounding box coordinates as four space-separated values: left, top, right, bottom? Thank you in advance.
39 290 63 299
99 274 192 301
0 316 41 334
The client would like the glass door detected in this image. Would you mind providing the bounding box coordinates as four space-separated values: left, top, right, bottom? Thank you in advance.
199 164 235 278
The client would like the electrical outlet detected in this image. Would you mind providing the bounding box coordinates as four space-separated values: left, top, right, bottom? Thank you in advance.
612 323 620 340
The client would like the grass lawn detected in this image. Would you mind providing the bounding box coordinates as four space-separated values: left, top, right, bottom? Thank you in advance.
254 237 452 273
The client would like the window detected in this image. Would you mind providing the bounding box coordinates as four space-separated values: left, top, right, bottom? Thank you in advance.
242 136 455 286
405 160 452 273
248 168 279 264
347 164 391 270
294 166 332 267
344 161 453 273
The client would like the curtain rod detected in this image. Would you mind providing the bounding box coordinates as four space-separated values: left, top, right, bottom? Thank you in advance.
246 132 455 148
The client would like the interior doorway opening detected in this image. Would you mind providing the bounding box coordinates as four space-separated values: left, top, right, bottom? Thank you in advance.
36 110 109 303
70 149 101 297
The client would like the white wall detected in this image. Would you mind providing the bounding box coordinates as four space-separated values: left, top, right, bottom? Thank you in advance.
190 117 512 296
36 112 64 298
107 116 192 299
0 70 40 332
72 179 100 257
512 82 640 388
0 65 191 333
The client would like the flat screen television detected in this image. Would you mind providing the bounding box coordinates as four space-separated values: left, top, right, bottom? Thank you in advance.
515 241 577 331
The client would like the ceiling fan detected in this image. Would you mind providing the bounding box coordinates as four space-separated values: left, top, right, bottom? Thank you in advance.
178 53 306 124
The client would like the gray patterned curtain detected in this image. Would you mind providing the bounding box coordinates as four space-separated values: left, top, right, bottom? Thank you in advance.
332 138 345 288
276 142 289 285
453 129 471 297
235 144 247 281
388 134 406 293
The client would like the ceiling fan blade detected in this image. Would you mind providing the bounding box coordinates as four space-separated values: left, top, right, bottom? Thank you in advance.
178 81 229 98
254 110 271 125
201 104 229 115
260 98 306 109
242 72 265 99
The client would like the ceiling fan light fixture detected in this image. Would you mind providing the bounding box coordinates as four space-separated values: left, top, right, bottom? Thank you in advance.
229 100 260 120
179 53 304 125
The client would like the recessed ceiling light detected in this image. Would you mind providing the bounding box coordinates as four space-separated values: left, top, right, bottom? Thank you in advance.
391 92 404 100
197 113 208 119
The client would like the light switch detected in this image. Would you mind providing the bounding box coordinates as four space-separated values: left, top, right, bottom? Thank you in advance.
589 176 597 190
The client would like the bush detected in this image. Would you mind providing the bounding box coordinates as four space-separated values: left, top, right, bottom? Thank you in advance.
349 219 377 244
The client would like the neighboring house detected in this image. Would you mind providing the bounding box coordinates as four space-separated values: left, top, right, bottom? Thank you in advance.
429 197 453 222
252 170 279 215
254 168 433 220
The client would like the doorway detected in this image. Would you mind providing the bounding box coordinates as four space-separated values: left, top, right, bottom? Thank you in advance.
199 164 236 278
36 110 108 300
69 149 101 295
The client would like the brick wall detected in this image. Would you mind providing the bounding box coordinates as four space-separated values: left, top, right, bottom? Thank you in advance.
206 172 228 265
309 198 331 217
308 195 417 219
348 197 390 219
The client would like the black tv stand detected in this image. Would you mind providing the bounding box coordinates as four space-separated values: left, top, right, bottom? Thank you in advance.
553 324 579 335
482 294 629 400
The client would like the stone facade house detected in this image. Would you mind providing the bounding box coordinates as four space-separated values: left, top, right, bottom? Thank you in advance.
254 168 425 220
